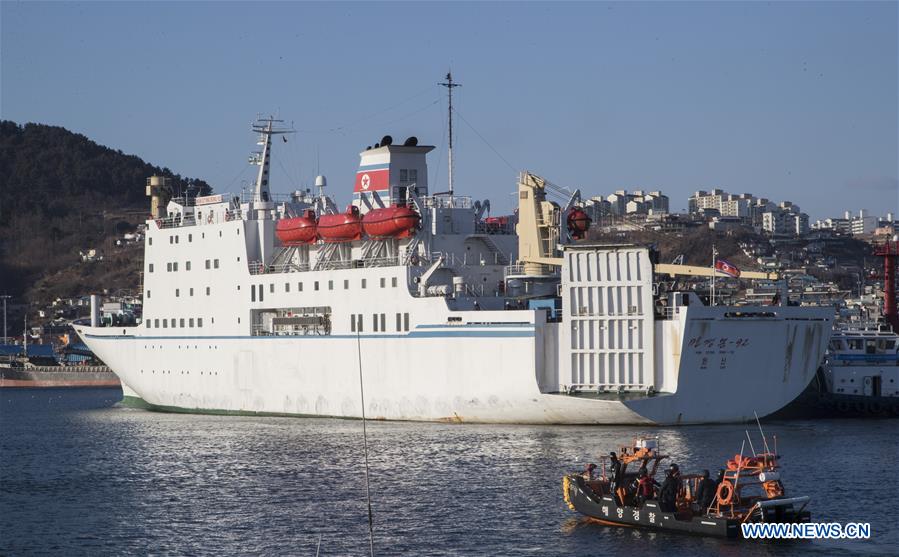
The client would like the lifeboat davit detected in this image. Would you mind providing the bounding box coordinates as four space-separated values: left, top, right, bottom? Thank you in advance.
567 208 591 240
317 205 362 243
276 209 318 245
362 206 420 239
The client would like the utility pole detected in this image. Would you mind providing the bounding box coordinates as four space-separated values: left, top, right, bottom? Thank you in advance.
439 72 461 197
0 295 10 344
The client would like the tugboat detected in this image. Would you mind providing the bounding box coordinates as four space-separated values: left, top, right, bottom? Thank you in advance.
563 437 811 538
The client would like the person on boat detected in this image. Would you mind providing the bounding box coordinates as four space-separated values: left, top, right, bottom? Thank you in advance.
634 467 658 505
694 469 717 511
608 452 621 486
583 463 597 481
659 464 681 513
608 452 623 500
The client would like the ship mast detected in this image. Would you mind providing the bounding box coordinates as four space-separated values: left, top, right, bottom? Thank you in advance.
250 116 294 206
439 72 461 197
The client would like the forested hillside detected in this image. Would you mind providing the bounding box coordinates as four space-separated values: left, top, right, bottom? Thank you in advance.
0 121 211 306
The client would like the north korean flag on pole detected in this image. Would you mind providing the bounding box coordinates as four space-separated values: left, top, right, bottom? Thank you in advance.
715 259 741 278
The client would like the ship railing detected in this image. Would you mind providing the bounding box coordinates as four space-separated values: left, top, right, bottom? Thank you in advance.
360 255 404 268
425 251 509 268
562 383 655 394
248 260 312 275
421 195 472 209
153 210 243 229
503 263 557 278
250 256 403 275
251 324 330 337
240 192 309 204
474 221 515 235
153 216 188 229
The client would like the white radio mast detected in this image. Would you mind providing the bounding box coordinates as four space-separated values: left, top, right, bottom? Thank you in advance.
439 72 461 197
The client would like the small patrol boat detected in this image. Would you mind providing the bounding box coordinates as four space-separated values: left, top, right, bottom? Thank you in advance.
563 436 811 538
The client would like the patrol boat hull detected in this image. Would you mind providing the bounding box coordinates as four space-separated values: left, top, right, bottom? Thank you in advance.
563 475 811 538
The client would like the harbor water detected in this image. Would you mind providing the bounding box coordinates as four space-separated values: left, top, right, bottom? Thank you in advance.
1 388 896 556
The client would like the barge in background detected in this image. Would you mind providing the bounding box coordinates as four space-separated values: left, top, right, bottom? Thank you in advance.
0 343 119 388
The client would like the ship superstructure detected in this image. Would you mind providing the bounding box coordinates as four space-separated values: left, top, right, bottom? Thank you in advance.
75 116 833 424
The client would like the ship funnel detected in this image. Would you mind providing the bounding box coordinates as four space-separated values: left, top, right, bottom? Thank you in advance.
146 176 171 219
90 295 100 328
353 138 434 212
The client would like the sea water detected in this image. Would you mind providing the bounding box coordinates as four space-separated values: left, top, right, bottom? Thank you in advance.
1 388 896 556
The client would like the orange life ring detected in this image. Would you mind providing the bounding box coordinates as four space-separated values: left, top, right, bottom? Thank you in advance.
763 481 783 498
716 480 734 505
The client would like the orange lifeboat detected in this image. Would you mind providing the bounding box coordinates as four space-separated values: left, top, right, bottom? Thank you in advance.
362 206 420 239
317 205 363 243
567 207 591 240
276 209 318 245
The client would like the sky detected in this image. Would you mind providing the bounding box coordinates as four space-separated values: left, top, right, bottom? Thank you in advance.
2 1 897 219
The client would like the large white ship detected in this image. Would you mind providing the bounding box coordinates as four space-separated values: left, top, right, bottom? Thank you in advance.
76 115 833 424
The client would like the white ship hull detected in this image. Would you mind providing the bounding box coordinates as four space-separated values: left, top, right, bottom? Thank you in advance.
78 306 831 425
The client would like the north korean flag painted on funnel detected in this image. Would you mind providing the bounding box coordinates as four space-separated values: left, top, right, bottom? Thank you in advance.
715 259 741 278
354 166 390 193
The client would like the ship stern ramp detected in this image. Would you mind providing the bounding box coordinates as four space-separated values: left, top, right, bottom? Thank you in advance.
549 243 833 424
